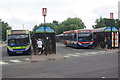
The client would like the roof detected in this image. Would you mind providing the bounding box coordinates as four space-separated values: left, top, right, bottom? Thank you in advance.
92 27 106 32
56 34 63 37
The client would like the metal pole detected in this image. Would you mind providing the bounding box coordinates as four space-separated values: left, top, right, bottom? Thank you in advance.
118 21 120 49
44 16 47 56
23 24 24 30
111 26 112 49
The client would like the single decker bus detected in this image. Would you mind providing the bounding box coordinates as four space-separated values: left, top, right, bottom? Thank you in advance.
7 30 31 56
63 29 94 48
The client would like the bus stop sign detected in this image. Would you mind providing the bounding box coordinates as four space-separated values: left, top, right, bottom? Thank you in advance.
42 8 47 16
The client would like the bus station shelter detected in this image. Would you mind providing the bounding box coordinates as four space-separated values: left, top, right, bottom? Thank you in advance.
93 27 119 48
33 26 56 54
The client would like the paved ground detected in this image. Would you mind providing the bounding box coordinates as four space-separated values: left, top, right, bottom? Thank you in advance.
1 43 119 78
2 53 118 78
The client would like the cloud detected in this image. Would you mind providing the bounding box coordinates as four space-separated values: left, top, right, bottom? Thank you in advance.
0 0 119 30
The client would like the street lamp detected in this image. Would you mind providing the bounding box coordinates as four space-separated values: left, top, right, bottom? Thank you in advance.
42 8 47 56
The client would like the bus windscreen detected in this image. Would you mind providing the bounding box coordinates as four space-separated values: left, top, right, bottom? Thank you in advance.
8 34 30 46
78 33 92 42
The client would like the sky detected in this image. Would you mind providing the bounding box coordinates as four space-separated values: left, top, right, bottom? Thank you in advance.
0 0 120 31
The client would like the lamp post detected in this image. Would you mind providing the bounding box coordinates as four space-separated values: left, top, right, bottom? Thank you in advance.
110 13 114 49
42 8 47 56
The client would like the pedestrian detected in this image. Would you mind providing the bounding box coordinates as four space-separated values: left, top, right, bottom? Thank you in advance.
40 39 45 55
104 37 107 48
37 38 43 55
100 41 105 49
32 36 36 55
107 37 112 49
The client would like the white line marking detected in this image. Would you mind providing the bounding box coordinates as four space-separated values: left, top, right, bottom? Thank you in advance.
0 61 8 65
71 55 79 57
10 60 21 63
25 58 30 61
88 52 98 55
64 56 69 58
102 77 106 78
75 53 80 54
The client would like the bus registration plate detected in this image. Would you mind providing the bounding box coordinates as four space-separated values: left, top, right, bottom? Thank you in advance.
16 52 22 54
84 45 88 47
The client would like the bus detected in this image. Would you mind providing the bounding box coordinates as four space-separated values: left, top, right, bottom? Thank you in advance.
7 30 31 56
63 29 94 48
56 34 64 42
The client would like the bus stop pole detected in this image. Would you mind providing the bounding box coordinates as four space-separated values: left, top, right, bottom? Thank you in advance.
44 16 47 56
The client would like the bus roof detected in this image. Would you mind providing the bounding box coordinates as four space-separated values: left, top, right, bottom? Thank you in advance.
63 30 76 34
7 30 29 31
63 29 93 34
56 34 63 37
7 30 29 35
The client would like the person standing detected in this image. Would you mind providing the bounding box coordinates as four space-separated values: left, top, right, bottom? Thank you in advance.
104 37 107 48
40 39 45 55
37 38 43 55
107 37 112 49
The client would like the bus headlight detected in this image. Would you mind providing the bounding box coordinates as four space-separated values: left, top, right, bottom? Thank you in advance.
25 46 30 50
8 47 13 51
90 42 93 45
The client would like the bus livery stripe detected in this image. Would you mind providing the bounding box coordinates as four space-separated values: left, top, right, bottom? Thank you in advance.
7 45 30 49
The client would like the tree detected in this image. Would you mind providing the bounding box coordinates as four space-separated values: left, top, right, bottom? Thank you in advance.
56 17 86 34
32 17 86 35
0 20 12 41
118 20 120 29
92 17 119 29
92 17 106 29
53 20 58 26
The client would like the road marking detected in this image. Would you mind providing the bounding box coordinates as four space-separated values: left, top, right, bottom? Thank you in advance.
88 52 98 55
25 58 30 61
102 77 106 78
71 55 79 57
75 53 80 55
64 51 113 59
10 60 21 63
0 61 8 65
64 56 69 58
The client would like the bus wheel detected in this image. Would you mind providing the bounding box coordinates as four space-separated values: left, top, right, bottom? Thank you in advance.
66 43 69 47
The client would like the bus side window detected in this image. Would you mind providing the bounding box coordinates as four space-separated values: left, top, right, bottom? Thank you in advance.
74 33 76 41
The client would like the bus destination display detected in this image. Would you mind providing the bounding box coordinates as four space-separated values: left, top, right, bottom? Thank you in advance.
11 30 26 34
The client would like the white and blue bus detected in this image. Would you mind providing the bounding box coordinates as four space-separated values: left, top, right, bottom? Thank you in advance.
7 30 31 56
63 29 94 48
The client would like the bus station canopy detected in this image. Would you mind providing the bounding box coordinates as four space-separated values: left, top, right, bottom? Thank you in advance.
92 27 118 32
35 26 55 33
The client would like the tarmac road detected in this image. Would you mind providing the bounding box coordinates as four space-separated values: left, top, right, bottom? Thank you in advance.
2 43 119 78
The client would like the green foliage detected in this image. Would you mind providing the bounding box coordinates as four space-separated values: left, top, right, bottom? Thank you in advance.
92 17 119 29
0 20 12 41
118 20 120 28
33 17 86 35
